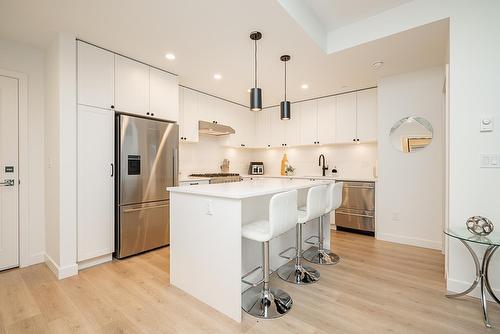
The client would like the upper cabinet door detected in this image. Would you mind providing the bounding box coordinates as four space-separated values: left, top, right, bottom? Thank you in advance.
269 107 285 147
77 42 114 109
115 55 149 115
317 96 336 145
150 67 179 121
356 88 377 142
298 100 318 145
335 92 357 143
180 87 199 142
255 109 271 148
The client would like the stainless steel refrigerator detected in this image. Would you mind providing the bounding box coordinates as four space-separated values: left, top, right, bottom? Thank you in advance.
115 114 178 258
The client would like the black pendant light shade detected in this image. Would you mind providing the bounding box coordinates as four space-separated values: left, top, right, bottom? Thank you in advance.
250 31 263 111
280 55 291 120
250 88 262 111
280 101 291 120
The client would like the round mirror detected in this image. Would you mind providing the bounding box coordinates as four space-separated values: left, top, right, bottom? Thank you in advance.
390 116 433 153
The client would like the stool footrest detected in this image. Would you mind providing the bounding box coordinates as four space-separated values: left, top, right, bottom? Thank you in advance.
279 247 297 260
241 265 264 287
304 235 319 245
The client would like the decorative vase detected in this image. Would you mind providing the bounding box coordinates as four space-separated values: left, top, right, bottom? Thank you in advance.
466 216 494 236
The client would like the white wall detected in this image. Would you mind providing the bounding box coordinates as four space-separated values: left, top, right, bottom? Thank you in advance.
447 1 500 297
255 143 377 179
0 39 45 266
179 135 377 180
44 33 78 279
377 66 445 250
179 135 254 177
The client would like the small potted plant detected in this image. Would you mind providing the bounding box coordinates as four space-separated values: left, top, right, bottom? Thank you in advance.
285 165 295 176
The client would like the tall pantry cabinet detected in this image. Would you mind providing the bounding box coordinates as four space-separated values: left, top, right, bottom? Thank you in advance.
77 41 115 264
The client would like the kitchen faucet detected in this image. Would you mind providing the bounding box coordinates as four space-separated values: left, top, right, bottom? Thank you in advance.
318 154 328 177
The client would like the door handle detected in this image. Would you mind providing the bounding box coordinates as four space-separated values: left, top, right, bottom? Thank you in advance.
111 163 114 177
0 179 15 186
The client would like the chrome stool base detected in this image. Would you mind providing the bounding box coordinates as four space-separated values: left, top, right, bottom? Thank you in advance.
303 246 340 265
242 283 293 319
277 262 320 285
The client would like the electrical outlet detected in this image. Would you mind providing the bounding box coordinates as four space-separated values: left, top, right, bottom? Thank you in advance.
480 117 494 132
480 154 500 168
206 200 213 215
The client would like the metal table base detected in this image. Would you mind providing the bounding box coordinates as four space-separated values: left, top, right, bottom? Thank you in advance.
446 240 499 328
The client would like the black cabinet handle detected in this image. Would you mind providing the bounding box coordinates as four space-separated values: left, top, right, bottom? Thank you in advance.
147 112 150 115
151 113 155 116
110 105 114 109
353 139 356 142
110 163 114 177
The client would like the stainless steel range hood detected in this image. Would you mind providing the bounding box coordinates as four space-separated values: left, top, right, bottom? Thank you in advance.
198 120 235 136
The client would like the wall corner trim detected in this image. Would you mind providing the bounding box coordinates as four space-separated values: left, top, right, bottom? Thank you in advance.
44 254 78 280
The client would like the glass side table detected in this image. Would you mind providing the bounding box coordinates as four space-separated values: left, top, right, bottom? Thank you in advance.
444 227 500 328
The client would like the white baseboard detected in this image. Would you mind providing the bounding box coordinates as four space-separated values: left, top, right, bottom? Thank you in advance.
21 252 45 268
78 254 112 270
376 232 442 250
447 278 500 302
44 254 78 280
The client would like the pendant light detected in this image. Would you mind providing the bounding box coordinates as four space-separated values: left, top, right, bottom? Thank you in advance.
280 55 291 120
249 31 263 111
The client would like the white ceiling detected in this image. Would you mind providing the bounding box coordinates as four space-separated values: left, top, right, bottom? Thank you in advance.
0 0 448 107
302 0 413 31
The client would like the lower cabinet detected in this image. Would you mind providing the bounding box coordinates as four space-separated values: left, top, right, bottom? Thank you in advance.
77 105 115 262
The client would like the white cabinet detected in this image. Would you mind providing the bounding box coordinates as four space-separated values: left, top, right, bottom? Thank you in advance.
255 109 271 148
356 88 377 142
284 106 300 147
335 89 377 143
77 105 114 262
335 92 357 143
77 41 114 109
114 55 150 116
224 104 254 148
269 107 286 147
179 87 199 142
317 96 336 144
150 67 179 121
298 100 318 145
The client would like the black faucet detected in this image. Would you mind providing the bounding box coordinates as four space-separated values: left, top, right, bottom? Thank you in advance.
318 154 328 177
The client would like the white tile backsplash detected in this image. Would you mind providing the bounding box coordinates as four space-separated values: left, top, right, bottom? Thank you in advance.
179 135 377 180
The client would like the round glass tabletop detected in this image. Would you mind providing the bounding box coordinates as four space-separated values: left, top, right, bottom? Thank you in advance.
444 227 500 246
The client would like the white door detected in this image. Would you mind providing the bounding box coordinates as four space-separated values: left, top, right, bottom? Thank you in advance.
180 87 199 142
298 100 318 146
149 67 179 121
77 105 114 262
0 75 19 270
335 92 357 143
77 41 115 110
356 88 378 142
114 55 150 116
317 96 336 145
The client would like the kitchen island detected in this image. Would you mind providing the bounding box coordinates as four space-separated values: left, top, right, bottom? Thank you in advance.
167 178 331 322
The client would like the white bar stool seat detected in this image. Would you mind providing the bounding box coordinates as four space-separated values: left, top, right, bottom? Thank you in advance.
303 182 344 265
277 184 327 285
241 190 298 319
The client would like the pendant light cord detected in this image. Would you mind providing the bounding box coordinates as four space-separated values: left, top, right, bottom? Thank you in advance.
284 61 287 101
254 39 258 88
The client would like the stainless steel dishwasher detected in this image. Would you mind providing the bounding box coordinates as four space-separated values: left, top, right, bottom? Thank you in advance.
335 181 375 236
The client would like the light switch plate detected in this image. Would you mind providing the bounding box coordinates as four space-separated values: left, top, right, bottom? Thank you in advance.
480 117 494 132
480 154 500 168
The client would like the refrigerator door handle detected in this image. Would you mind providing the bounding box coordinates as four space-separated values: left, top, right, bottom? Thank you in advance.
123 204 169 213
173 147 179 186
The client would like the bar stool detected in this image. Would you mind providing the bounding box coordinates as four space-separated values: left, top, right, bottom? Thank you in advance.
277 184 327 285
241 190 298 319
303 182 344 265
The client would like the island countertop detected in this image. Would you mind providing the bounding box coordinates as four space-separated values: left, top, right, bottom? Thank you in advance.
167 178 331 199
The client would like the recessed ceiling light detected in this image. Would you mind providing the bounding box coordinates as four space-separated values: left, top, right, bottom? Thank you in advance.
213 73 222 80
371 61 384 69
165 53 176 60
301 84 309 89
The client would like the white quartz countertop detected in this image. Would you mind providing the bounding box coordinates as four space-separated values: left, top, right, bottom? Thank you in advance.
240 174 377 182
168 178 330 199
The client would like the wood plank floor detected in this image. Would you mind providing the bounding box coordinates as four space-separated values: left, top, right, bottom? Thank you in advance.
1 231 499 333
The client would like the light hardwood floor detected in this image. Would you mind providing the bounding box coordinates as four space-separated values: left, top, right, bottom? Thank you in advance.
1 231 499 333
